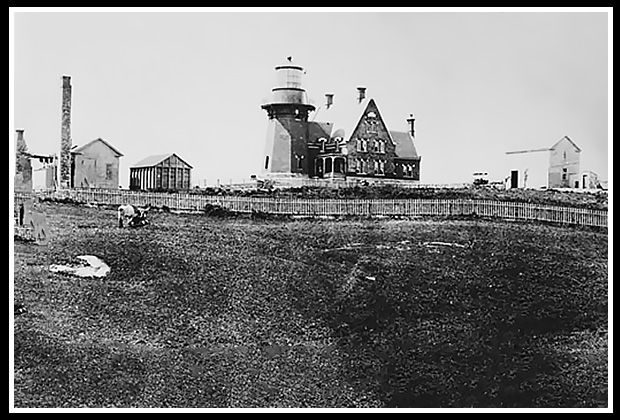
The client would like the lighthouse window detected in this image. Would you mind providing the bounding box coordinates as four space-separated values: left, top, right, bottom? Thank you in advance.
265 156 270 170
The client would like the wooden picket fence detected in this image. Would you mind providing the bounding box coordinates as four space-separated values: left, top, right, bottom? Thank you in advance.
14 188 608 228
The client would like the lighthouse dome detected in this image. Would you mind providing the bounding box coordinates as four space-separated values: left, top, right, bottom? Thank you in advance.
269 56 311 105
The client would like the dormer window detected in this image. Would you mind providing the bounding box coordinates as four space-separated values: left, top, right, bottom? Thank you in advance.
296 154 305 170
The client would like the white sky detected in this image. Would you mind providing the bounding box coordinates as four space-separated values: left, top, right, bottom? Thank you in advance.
10 8 611 187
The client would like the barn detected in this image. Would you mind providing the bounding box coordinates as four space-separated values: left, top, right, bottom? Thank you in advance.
129 153 193 191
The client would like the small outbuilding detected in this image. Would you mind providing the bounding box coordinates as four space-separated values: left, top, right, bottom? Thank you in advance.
71 138 124 189
129 153 193 191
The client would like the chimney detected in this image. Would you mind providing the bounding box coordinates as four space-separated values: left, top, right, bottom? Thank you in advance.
15 129 27 156
357 86 366 103
59 75 72 189
406 113 415 137
325 93 334 109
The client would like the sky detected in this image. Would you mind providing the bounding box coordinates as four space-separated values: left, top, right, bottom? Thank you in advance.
10 9 611 187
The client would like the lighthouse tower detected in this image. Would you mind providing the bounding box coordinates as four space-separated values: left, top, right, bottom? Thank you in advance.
261 57 315 178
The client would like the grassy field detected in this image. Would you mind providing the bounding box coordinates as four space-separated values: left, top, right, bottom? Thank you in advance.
12 202 608 408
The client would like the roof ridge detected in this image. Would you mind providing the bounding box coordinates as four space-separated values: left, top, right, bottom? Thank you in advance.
72 137 124 157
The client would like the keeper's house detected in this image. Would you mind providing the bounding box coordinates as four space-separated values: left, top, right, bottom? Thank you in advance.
260 57 422 183
129 153 193 191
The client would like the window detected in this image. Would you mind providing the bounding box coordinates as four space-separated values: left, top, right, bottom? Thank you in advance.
373 140 379 152
563 151 567 160
296 155 304 170
375 160 385 175
562 167 567 181
356 138 361 152
105 163 113 180
367 116 378 134
379 140 385 154
348 157 356 173
265 156 270 170
361 139 368 152
319 138 327 152
358 158 366 173
170 167 176 187
162 167 169 188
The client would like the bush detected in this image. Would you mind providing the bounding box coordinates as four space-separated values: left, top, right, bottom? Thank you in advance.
203 203 236 218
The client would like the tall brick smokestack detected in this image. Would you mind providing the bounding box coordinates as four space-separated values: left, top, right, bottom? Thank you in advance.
59 75 72 189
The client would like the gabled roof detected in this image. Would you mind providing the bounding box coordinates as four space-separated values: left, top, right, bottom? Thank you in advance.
131 153 193 169
549 135 582 152
308 121 333 142
389 130 419 159
312 97 402 147
72 138 124 157
311 96 371 141
505 135 582 155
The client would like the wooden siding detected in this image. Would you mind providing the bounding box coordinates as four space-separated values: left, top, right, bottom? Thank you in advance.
130 155 192 191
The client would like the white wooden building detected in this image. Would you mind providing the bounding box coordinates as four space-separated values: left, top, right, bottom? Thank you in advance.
505 136 582 189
